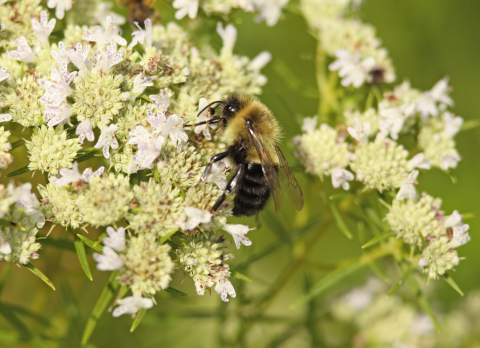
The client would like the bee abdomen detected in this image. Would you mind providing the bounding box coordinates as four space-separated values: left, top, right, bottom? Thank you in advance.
233 163 271 217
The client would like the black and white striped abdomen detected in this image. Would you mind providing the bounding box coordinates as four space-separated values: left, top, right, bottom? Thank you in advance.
232 163 271 217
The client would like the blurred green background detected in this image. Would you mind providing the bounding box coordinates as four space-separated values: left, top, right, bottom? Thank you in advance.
1 0 479 347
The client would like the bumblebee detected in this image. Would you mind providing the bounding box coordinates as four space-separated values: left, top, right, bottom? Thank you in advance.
118 0 154 25
187 94 304 217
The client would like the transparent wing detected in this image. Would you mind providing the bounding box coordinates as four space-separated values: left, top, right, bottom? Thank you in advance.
274 145 304 211
245 121 283 213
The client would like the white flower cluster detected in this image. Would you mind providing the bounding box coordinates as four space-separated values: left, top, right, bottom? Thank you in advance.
173 0 289 26
301 0 395 87
0 2 269 319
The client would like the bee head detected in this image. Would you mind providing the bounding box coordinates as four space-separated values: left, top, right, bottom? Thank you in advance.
222 95 241 120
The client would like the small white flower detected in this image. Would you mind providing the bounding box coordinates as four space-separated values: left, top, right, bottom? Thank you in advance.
217 22 237 56
330 168 354 190
329 50 376 88
0 114 11 122
103 226 126 252
93 2 126 27
206 161 228 190
83 17 127 50
112 296 154 317
301 116 317 134
10 183 45 228
347 118 370 144
450 224 470 248
51 41 69 67
0 67 9 82
76 120 95 144
444 211 462 228
194 98 217 140
127 126 165 172
147 110 188 151
31 11 56 47
8 37 36 63
150 91 170 112
129 19 153 48
176 207 212 231
47 0 73 20
67 43 91 72
223 224 253 249
408 153 431 170
51 162 104 187
39 63 76 106
129 74 154 100
44 103 73 127
396 170 419 201
173 0 198 19
249 51 272 70
378 102 414 140
443 112 463 138
93 246 123 271
0 232 12 255
253 0 289 26
95 124 119 159
417 77 453 118
213 269 236 302
95 41 124 72
440 152 461 171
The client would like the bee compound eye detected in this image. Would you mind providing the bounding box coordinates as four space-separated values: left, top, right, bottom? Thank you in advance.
228 105 236 113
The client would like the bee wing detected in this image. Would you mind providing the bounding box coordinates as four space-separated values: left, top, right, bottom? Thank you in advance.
274 144 304 211
246 121 284 213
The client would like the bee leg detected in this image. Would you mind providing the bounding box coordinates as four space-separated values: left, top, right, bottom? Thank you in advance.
212 164 244 213
198 149 232 184
183 117 224 128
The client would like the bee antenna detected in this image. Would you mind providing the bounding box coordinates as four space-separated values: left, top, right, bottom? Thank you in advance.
196 100 225 118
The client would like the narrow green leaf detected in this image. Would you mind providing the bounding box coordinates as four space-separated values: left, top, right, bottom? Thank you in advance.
6 304 51 326
329 203 353 239
23 263 55 290
365 208 385 230
292 261 365 307
462 212 476 220
405 264 441 331
10 139 25 150
6 166 30 177
164 287 188 297
328 192 352 200
140 94 153 103
158 229 178 245
362 231 395 249
77 234 103 253
387 261 416 297
417 230 427 249
0 220 25 231
232 271 252 282
442 273 464 296
75 149 101 163
461 118 480 131
41 237 76 251
367 260 389 282
0 264 11 295
0 300 32 339
0 329 20 344
130 307 147 332
75 239 93 281
81 271 119 346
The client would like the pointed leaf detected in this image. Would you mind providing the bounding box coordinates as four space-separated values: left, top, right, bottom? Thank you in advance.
75 239 93 281
292 260 365 307
75 149 101 163
158 229 178 245
0 300 32 339
77 234 103 253
362 231 395 249
81 271 119 345
387 261 416 297
164 287 188 297
10 139 25 150
329 202 353 239
232 271 252 282
442 273 464 296
0 264 11 295
130 307 147 332
23 263 55 290
6 166 30 177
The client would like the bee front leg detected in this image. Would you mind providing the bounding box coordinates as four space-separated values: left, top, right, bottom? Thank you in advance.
212 164 244 213
198 149 232 184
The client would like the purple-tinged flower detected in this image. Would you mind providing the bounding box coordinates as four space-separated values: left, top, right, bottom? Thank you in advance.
76 120 95 144
112 296 154 317
129 19 153 48
8 37 36 63
51 41 69 67
31 11 56 47
51 162 104 187
44 103 73 127
0 67 9 83
93 246 123 271
103 226 126 252
223 224 253 249
94 124 119 159
47 0 73 20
